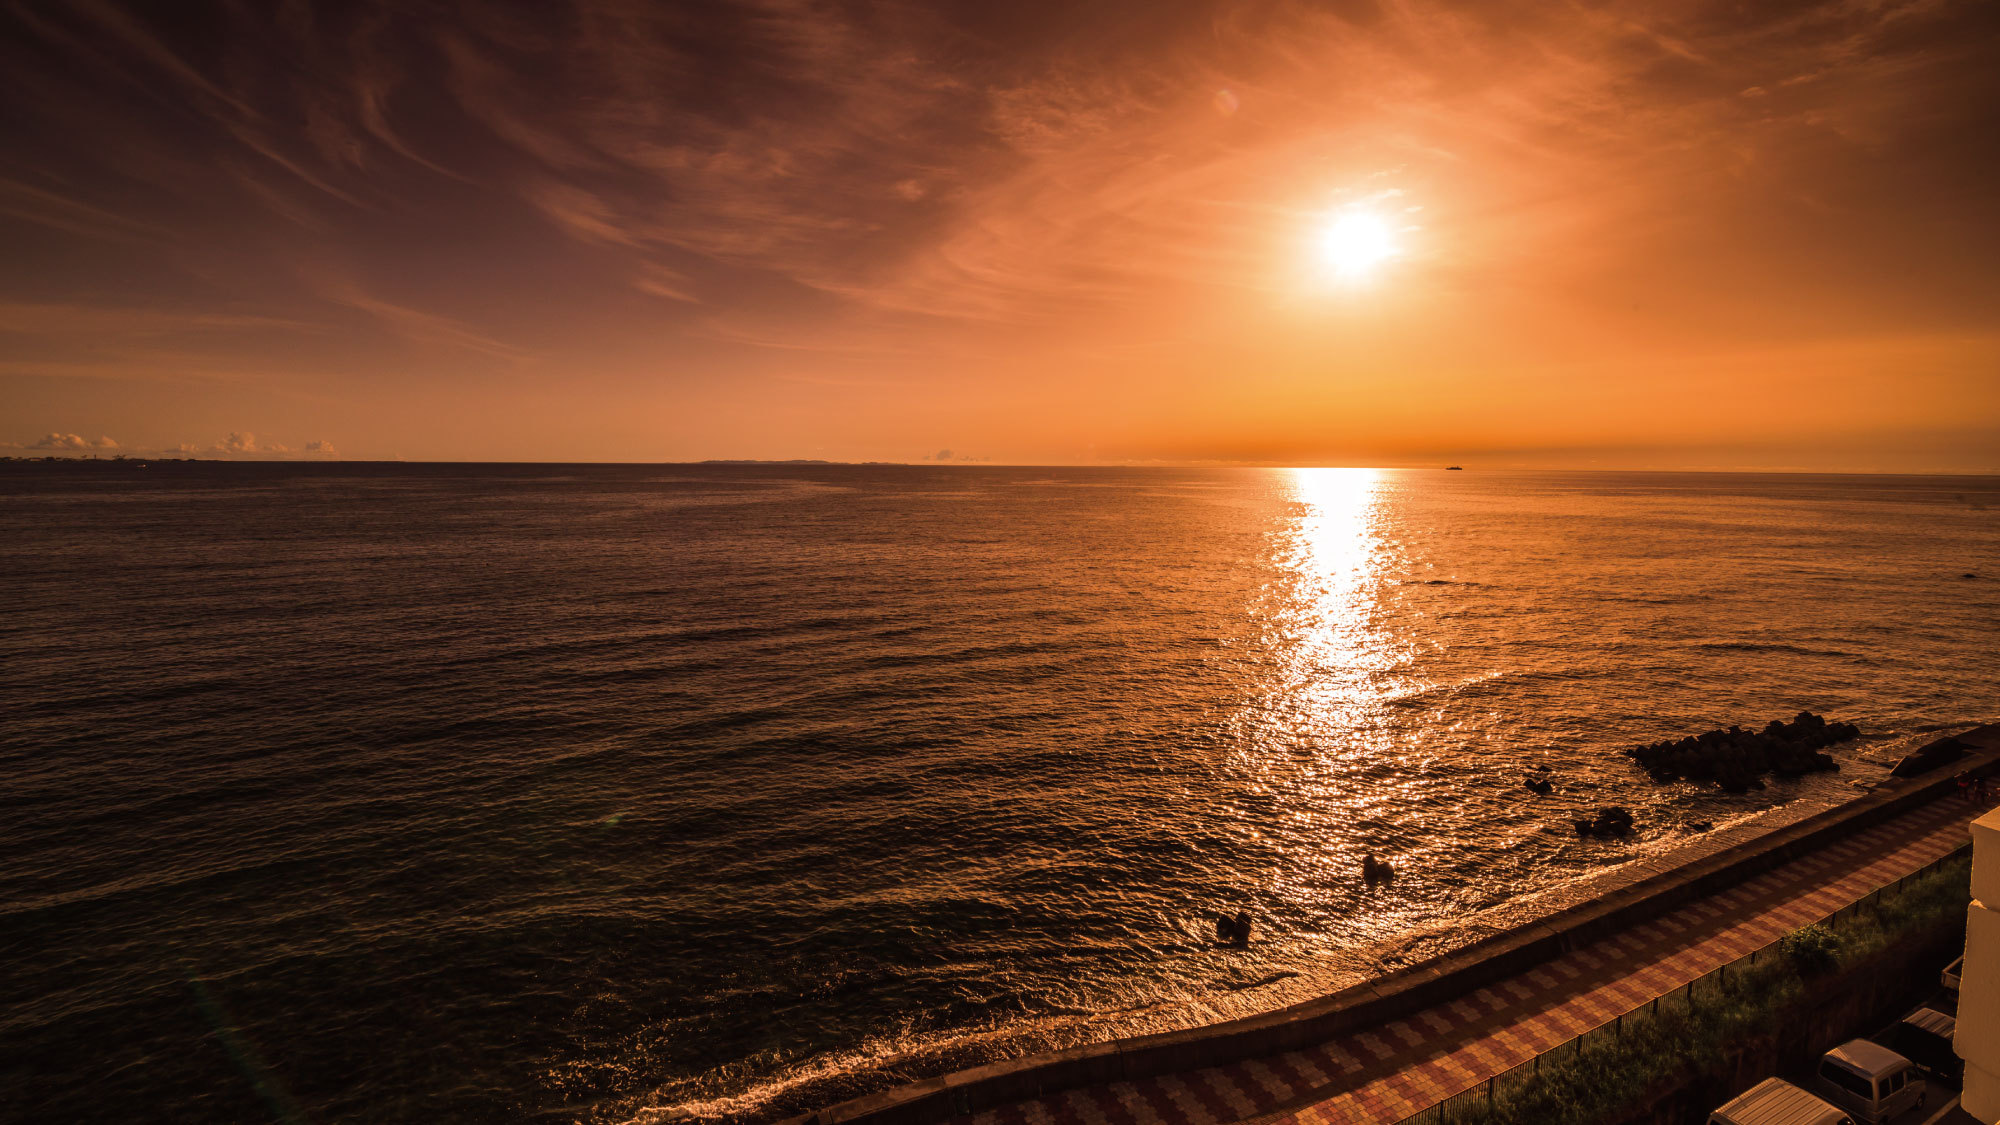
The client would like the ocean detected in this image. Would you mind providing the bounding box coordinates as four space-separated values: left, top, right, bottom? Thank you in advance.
2 463 1995 1123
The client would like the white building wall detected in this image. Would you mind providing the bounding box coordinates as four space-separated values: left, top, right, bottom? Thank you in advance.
1961 806 2000 1123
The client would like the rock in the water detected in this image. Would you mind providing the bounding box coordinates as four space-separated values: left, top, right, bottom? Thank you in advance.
1625 712 1853 790
1891 735 1973 778
1575 806 1636 838
1524 777 1554 795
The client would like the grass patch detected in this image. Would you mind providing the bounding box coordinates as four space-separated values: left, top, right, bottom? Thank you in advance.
1433 856 1970 1125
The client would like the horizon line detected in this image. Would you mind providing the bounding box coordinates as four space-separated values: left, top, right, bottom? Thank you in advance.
5 455 1998 478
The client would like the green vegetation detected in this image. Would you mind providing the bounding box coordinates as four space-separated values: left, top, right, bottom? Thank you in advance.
1776 924 1842 976
1435 857 1970 1125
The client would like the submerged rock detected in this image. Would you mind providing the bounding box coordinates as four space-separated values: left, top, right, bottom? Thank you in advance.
1575 806 1636 838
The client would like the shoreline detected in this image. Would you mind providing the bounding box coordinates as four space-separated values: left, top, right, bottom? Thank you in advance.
648 735 1936 1123
784 727 2000 1125
659 740 1942 1124
649 788 1866 1125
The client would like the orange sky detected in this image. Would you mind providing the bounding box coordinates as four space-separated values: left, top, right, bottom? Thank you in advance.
2 0 1996 469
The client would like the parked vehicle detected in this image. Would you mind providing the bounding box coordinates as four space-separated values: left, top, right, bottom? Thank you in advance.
1707 1077 1853 1125
1943 953 1964 991
1882 1008 1962 1084
1812 1040 1925 1124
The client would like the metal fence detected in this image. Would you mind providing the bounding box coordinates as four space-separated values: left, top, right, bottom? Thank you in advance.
1390 843 1973 1125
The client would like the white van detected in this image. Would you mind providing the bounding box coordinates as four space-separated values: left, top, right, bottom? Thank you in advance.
1708 1077 1853 1125
1811 1040 1926 1124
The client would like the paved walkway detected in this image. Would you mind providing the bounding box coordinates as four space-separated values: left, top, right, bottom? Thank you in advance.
957 788 1994 1125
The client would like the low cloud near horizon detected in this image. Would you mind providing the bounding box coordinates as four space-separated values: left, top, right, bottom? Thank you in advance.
31 433 119 452
10 430 339 460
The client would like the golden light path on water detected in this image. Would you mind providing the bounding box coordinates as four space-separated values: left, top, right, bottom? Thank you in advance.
1286 467 1395 703
1234 468 1440 952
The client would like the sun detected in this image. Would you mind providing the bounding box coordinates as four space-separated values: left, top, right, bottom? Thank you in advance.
1316 211 1398 281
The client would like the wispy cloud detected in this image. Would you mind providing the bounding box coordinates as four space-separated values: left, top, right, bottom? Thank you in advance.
0 301 311 337
0 0 1993 464
7 0 1981 343
0 178 171 244
375 0 1988 345
632 262 701 305
308 279 531 361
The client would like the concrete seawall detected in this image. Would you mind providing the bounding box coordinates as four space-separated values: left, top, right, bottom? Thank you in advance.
790 727 1999 1125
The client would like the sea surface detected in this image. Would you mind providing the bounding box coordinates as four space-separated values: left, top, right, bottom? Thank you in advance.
2 463 1996 1124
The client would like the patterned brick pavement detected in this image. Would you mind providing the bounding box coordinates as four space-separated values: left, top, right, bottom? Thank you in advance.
956 791 1993 1125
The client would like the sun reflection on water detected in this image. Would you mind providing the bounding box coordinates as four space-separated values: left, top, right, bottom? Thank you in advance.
1229 467 1432 950
1284 468 1395 705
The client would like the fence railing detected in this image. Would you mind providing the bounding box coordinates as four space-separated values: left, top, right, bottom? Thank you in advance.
1390 843 1973 1125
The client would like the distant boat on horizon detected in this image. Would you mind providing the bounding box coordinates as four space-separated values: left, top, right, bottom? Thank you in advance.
1445 465 1464 470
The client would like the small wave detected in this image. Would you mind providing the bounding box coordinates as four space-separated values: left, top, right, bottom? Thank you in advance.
1224 971 1301 992
608 1011 1091 1125
1379 668 1554 708
1684 640 1856 658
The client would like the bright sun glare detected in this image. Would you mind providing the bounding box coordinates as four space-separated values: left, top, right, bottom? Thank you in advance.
1317 212 1398 281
